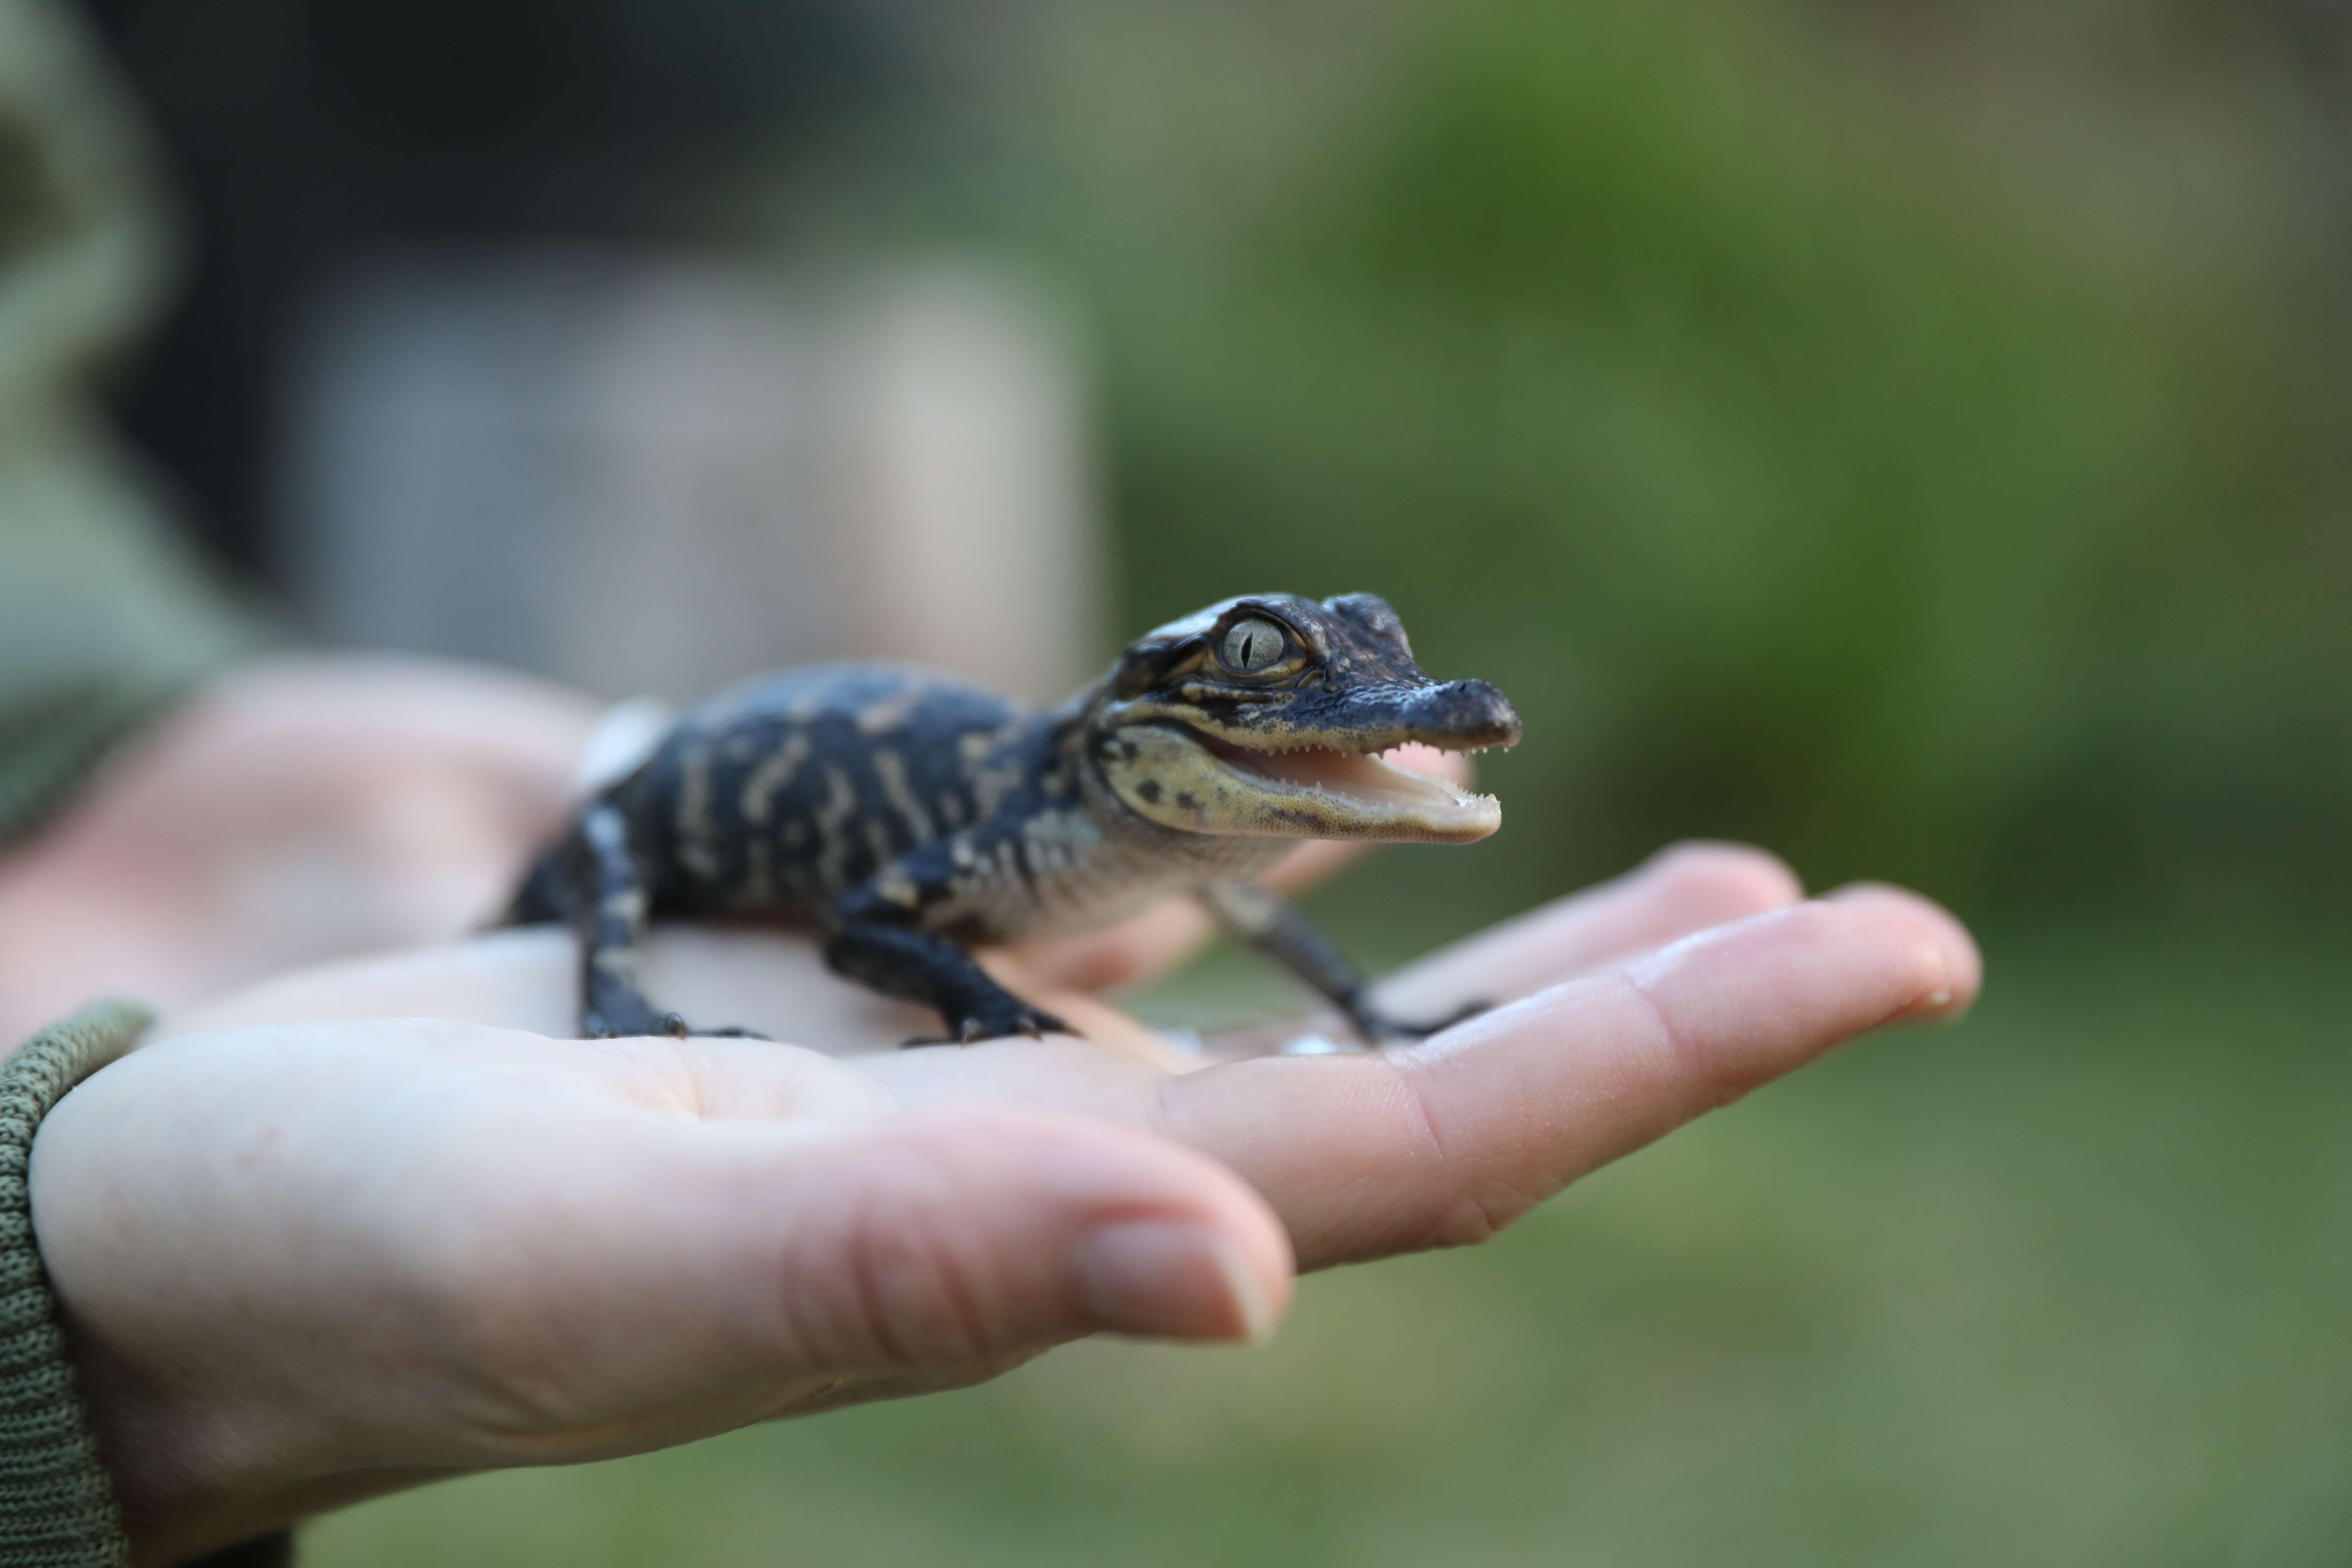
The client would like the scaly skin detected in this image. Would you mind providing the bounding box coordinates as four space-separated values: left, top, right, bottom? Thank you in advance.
508 593 1521 1044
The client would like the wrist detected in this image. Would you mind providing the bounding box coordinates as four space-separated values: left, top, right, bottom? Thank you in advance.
0 1002 148 1567
26 1055 419 1565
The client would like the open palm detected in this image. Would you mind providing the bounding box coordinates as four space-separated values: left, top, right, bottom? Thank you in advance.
35 843 1974 1564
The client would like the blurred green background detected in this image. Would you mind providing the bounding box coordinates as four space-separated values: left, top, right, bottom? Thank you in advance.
283 0 2352 1559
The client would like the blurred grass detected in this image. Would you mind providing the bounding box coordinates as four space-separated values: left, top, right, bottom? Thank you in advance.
307 928 2352 1566
958 0 2352 926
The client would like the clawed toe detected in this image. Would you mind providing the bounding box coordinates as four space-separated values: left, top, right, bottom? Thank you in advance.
910 1006 1077 1048
1007 1008 1073 1042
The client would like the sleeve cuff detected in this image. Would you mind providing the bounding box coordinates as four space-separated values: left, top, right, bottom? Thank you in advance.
0 999 150 1567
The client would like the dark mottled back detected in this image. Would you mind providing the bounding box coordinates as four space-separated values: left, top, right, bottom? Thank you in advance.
611 666 1034 916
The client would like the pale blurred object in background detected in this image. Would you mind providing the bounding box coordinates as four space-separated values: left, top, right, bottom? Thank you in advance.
276 249 1104 704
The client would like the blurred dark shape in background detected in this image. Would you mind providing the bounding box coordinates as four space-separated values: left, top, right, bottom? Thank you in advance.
83 0 908 572
85 0 1107 702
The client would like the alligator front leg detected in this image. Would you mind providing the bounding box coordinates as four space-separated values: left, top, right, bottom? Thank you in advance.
568 803 765 1040
822 922 1071 1046
1200 878 1486 1044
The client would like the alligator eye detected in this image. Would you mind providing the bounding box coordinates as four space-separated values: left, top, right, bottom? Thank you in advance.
1220 617 1288 673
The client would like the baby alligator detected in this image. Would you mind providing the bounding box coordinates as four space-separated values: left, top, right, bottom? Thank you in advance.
506 592 1520 1045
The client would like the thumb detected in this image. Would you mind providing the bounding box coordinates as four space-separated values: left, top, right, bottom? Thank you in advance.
734 1106 1294 1367
467 1101 1298 1452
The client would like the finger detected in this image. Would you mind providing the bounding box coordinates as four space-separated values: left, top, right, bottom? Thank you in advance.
215 655 602 781
439 1101 1295 1462
1823 881 1980 1022
1162 890 1975 1269
1015 898 1224 995
1367 841 1804 1019
850 845 1811 1092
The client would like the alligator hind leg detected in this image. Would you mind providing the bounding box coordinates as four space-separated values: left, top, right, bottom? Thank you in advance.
570 804 766 1041
822 922 1071 1046
1201 879 1487 1044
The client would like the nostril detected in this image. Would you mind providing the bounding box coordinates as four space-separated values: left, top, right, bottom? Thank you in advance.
1422 680 1521 747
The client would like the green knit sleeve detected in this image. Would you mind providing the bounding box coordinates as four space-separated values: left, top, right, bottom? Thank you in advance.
0 0 276 851
0 999 146 1568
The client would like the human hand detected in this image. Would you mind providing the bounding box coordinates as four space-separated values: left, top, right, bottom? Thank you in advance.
31 842 1975 1563
0 656 601 1040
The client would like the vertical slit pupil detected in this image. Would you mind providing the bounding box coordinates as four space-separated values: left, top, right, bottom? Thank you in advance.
1225 618 1283 671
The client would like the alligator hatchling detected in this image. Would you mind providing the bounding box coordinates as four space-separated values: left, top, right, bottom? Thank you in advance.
507 593 1521 1045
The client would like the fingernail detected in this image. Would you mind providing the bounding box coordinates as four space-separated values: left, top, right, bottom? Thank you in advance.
1827 884 1980 1023
1072 1220 1279 1344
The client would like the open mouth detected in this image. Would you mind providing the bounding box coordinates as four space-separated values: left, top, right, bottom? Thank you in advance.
1184 727 1501 841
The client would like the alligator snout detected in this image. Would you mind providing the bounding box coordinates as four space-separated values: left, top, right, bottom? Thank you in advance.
1406 679 1521 751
